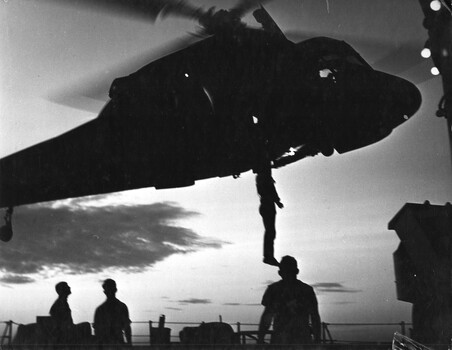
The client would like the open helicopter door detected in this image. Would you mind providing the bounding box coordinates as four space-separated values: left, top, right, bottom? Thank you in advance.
253 5 286 38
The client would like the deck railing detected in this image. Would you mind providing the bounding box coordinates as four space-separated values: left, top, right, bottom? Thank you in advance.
1 319 411 347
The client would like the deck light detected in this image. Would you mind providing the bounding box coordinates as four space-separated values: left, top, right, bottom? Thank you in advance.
430 0 441 11
421 47 431 58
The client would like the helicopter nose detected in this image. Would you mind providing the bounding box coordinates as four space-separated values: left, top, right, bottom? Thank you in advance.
403 80 422 118
376 71 422 130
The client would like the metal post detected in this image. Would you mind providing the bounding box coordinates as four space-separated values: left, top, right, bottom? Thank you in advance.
8 321 12 346
158 315 165 329
401 321 406 336
149 321 152 345
1 321 12 347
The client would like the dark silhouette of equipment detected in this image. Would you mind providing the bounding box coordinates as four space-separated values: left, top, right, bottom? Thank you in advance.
389 201 452 346
179 322 236 345
0 1 422 219
150 315 171 345
0 207 13 242
12 316 92 346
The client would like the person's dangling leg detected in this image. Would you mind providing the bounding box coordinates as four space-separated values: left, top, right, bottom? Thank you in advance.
261 206 279 266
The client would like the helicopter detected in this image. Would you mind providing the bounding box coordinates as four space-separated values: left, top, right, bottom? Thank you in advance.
0 0 422 240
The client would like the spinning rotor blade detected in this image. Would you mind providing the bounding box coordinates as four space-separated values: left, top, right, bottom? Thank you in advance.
285 30 430 84
46 0 278 113
48 35 202 112
44 0 205 23
44 0 272 25
229 0 273 18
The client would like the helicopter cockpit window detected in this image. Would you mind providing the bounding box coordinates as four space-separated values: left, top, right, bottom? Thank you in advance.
319 54 343 73
346 55 364 66
321 52 369 67
322 54 341 62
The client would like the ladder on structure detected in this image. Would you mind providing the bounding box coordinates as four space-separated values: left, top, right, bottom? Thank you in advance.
0 321 13 348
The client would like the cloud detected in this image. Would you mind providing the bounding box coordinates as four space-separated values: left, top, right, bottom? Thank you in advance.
0 198 228 280
165 307 183 311
0 274 35 284
178 298 211 305
312 282 361 294
223 302 260 306
260 280 361 294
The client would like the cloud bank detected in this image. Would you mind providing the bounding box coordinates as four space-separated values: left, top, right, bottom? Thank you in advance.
0 274 35 284
0 198 227 283
223 302 260 306
312 282 361 294
178 298 212 305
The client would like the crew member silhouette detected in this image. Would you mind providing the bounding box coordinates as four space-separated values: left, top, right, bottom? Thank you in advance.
49 282 91 346
256 167 283 266
258 256 321 345
49 282 75 345
93 279 132 347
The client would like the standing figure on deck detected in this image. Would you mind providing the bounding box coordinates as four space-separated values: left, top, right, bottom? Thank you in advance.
256 167 283 266
94 279 132 348
50 282 75 345
49 282 91 346
257 256 321 345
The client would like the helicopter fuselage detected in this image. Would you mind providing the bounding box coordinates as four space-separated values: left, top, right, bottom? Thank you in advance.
0 27 421 208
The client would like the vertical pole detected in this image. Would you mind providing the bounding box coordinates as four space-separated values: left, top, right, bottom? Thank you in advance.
446 90 452 176
417 0 452 174
401 321 406 336
8 321 12 346
236 322 241 345
1 321 5 346
149 321 152 345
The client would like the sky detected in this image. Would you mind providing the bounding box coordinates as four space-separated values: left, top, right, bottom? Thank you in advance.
1 0 452 344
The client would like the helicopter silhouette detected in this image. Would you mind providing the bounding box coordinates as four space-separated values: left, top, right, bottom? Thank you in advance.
0 0 422 216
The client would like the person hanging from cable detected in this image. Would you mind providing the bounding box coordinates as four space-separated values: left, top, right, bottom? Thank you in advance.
251 105 284 267
256 165 284 266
